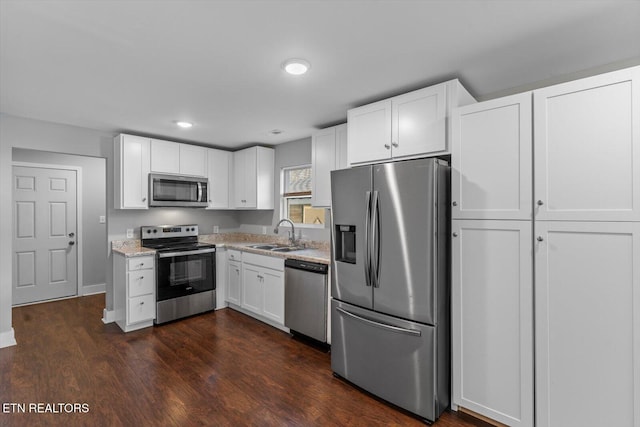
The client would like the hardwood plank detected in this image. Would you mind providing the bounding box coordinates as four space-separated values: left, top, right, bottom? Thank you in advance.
0 295 490 426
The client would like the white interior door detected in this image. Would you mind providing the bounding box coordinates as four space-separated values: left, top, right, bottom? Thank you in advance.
12 166 78 305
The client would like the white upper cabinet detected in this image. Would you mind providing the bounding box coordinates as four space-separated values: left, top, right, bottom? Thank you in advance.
151 139 208 177
312 123 347 207
452 92 532 220
179 144 207 177
534 66 640 221
534 221 640 427
150 139 180 174
347 79 475 166
232 146 274 209
207 148 231 209
452 219 534 427
114 134 150 209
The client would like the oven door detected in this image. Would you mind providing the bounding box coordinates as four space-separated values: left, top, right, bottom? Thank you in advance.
156 249 216 301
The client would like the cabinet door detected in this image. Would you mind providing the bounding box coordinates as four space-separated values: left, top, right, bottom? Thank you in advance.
347 99 392 165
179 144 207 177
335 123 348 170
241 264 262 314
534 67 640 221
226 260 241 305
121 135 150 209
312 127 337 207
451 220 534 427
262 269 284 324
452 93 532 220
391 84 446 158
535 221 640 427
128 294 155 324
243 147 258 208
150 139 180 173
207 148 230 209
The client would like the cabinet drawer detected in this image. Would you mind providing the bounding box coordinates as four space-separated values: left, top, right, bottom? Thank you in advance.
128 294 155 324
127 256 154 271
128 270 155 297
227 249 242 262
242 252 284 271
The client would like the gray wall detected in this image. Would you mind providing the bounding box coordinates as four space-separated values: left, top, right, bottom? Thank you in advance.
12 148 107 292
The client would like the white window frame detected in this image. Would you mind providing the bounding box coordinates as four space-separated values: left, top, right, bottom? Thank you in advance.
280 164 326 229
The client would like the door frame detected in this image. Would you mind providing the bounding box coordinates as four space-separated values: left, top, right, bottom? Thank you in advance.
11 162 83 304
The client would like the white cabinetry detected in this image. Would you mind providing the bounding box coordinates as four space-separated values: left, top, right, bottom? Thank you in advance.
151 139 208 177
215 249 227 309
347 80 475 166
207 148 231 209
451 93 532 220
240 252 284 325
114 134 150 209
451 220 533 427
534 67 640 221
451 65 640 427
311 123 348 207
534 221 640 427
232 146 274 209
226 249 242 306
113 254 155 332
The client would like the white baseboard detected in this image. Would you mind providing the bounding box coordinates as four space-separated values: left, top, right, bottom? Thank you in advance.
0 328 17 348
102 309 116 324
82 283 105 296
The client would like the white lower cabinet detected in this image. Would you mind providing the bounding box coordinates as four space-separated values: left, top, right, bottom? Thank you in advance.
452 220 534 427
534 221 640 427
113 253 156 332
215 249 228 309
226 249 242 306
240 252 284 326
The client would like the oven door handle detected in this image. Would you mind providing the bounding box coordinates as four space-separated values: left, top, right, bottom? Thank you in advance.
158 248 216 258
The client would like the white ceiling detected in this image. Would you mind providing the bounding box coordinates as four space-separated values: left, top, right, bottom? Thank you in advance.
1 0 639 149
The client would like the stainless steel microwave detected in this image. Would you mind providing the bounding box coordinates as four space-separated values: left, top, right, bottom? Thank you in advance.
149 173 208 208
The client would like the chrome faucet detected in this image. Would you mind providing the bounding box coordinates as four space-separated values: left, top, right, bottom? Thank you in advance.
274 218 297 245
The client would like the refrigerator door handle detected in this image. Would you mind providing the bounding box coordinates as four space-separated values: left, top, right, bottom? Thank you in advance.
364 191 372 287
336 307 422 337
371 190 380 288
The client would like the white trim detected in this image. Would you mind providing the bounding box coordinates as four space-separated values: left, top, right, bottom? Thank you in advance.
102 309 116 324
279 163 327 229
11 162 84 303
0 328 17 348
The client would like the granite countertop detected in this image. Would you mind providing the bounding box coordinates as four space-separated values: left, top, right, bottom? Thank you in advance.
112 232 331 264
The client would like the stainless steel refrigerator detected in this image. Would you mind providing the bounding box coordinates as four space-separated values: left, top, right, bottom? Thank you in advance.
330 157 450 422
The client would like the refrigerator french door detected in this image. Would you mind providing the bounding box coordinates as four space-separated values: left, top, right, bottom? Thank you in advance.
330 157 450 422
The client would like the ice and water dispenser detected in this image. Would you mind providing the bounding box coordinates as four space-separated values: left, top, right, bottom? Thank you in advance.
335 225 356 264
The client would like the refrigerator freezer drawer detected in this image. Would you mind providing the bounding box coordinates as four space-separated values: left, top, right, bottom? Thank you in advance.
331 299 448 422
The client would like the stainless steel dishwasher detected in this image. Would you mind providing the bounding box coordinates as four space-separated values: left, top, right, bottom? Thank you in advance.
284 258 329 343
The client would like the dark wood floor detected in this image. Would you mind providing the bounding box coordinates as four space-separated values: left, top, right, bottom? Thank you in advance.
0 295 490 427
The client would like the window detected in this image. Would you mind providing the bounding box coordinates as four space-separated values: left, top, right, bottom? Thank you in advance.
281 165 325 227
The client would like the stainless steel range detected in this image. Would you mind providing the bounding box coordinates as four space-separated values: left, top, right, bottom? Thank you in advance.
141 225 216 324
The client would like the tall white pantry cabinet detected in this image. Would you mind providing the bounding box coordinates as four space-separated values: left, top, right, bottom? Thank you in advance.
452 66 640 427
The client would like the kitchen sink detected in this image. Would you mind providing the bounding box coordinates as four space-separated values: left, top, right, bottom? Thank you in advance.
247 243 305 252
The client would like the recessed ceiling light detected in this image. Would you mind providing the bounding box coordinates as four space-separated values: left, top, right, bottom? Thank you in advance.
175 121 193 128
282 59 310 75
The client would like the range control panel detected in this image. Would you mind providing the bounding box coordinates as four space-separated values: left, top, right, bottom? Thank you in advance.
141 225 199 238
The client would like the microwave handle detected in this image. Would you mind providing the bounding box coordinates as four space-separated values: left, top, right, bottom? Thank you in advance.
197 182 202 202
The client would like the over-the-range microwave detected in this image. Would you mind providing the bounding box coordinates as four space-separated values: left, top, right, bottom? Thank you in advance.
148 173 208 208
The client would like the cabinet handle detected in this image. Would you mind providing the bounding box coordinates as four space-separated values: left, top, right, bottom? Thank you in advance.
452 232 458 237
391 141 398 148
139 276 144 280
452 201 458 207
537 236 544 242
140 301 144 305
384 144 391 150
537 200 544 206
142 197 147 202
